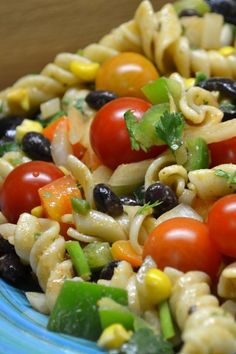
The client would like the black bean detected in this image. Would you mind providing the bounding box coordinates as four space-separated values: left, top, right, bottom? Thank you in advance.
0 234 15 257
120 196 139 206
145 182 178 218
99 260 120 280
179 9 201 17
196 78 236 100
22 132 52 161
0 116 24 141
93 183 123 217
0 253 41 291
85 90 118 110
206 0 236 25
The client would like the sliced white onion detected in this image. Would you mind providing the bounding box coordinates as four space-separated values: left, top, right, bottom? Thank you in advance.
51 121 73 167
156 203 203 226
40 98 61 119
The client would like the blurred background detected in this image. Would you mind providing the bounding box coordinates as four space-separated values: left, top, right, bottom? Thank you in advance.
0 0 171 88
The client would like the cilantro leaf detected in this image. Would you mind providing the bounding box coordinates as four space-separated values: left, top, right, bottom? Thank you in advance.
136 200 162 215
110 327 174 354
214 169 236 184
195 72 208 85
124 110 141 151
74 98 85 113
155 111 185 152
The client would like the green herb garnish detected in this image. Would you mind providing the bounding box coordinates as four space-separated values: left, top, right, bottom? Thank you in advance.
74 98 85 113
156 111 185 152
136 200 162 215
214 169 236 184
195 72 208 85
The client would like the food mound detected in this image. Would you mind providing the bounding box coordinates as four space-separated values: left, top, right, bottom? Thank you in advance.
0 0 236 353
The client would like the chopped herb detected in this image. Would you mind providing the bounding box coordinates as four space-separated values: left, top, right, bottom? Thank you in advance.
0 142 21 157
136 200 162 215
62 98 70 106
110 327 174 354
155 111 185 152
214 169 236 184
74 98 85 113
220 102 236 111
34 232 41 240
195 72 208 85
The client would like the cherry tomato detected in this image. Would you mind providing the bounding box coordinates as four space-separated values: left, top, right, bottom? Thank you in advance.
207 194 236 258
0 161 64 223
143 217 222 279
209 137 236 167
96 52 159 98
90 97 166 169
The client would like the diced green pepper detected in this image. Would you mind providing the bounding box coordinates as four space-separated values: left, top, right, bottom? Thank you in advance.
48 280 128 341
71 197 91 215
184 137 209 171
98 297 135 331
141 77 182 107
65 241 91 280
83 242 113 271
173 0 210 15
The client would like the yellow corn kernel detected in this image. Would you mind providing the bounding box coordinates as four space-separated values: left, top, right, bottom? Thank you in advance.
97 324 132 350
31 206 43 218
218 46 235 57
15 119 43 142
7 88 30 111
145 268 172 305
70 61 100 81
184 78 195 89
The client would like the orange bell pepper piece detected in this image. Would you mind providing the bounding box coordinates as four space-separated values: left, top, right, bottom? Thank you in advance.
43 116 70 141
111 240 142 268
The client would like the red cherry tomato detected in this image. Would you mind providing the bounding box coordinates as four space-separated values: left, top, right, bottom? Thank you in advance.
143 217 222 279
207 194 236 258
209 137 236 167
90 97 166 169
96 52 159 98
0 161 64 223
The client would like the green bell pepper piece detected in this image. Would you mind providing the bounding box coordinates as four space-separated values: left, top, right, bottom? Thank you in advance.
184 137 209 171
83 241 113 271
48 280 128 341
98 297 135 331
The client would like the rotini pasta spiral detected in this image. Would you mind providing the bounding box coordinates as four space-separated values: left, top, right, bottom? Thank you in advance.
218 262 236 299
0 53 91 114
165 268 236 354
12 213 74 310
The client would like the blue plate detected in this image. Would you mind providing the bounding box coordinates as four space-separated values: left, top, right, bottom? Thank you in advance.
0 279 105 354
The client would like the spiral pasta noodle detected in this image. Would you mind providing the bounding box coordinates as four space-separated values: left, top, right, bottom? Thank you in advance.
10 213 74 310
165 268 236 354
218 262 236 300
0 53 91 114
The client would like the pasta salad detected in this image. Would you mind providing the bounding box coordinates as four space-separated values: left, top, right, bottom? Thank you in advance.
0 0 236 353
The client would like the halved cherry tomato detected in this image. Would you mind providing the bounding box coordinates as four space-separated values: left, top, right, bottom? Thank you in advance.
209 136 236 167
96 52 159 98
207 194 236 258
143 217 222 279
90 97 166 169
0 161 64 223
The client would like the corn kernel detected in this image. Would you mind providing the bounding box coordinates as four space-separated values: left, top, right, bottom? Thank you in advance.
145 268 172 305
16 119 43 142
31 206 44 218
98 324 132 350
218 46 235 57
184 78 195 89
70 61 100 81
7 88 30 111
